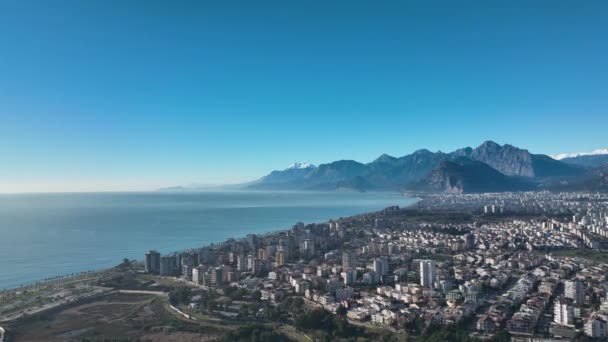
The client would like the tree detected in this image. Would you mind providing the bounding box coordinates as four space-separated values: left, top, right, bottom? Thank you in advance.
169 286 192 305
118 258 131 268
294 308 360 338
218 324 287 342
493 330 511 342
251 290 262 301
238 303 251 317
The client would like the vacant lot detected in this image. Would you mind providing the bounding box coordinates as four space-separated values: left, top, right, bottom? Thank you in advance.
5 292 223 341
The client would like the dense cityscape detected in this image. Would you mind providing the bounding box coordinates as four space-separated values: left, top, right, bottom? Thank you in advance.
125 191 608 341
2 191 608 340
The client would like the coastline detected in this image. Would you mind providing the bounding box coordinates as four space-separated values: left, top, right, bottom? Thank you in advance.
0 191 418 291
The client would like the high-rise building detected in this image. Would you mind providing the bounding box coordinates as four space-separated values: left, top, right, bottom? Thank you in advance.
236 254 247 272
342 269 356 285
301 239 315 258
190 252 200 266
247 254 255 271
554 297 575 326
251 258 261 275
226 270 239 283
276 250 285 266
202 272 212 287
438 279 453 293
144 250 161 274
565 280 584 305
180 252 195 267
585 316 608 338
464 233 476 249
342 250 357 270
419 259 436 289
192 265 206 284
222 264 232 283
277 244 289 260
200 249 217 264
258 248 268 261
209 267 223 287
182 264 193 280
246 234 258 250
228 252 237 264
160 255 178 276
373 257 389 276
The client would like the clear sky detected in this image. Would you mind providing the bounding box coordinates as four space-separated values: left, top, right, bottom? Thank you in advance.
1 1 607 192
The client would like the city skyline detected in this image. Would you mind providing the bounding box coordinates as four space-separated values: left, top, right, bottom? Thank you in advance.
1 1 607 192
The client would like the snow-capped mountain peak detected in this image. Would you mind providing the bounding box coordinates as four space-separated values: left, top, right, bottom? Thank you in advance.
551 149 608 160
286 162 316 170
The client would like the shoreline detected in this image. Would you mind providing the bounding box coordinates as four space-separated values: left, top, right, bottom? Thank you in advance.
0 192 419 292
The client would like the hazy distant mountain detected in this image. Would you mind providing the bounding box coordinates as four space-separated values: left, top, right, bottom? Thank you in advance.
247 160 367 190
157 184 231 192
245 141 589 192
286 162 316 170
551 149 608 160
559 154 608 168
412 158 535 193
551 148 608 168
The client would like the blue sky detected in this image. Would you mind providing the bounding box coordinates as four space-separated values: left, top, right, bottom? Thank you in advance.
1 1 607 192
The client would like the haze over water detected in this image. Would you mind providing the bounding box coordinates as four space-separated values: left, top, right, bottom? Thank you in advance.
0 191 415 289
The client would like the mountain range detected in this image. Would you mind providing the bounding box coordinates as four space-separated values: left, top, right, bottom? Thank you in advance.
551 148 608 161
245 141 608 193
560 154 608 168
551 148 608 168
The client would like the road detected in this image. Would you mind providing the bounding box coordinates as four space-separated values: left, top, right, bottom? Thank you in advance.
116 289 168 297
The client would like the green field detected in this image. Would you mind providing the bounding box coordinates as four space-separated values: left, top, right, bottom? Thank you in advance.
538 249 608 263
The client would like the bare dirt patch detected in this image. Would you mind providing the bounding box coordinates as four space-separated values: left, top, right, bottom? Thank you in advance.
6 293 224 341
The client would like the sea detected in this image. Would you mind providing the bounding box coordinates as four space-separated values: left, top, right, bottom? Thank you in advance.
0 191 416 290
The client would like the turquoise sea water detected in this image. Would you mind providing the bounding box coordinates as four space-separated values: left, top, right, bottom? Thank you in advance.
0 191 415 289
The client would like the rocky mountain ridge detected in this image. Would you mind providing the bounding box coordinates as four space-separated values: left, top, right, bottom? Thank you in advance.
246 141 595 193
